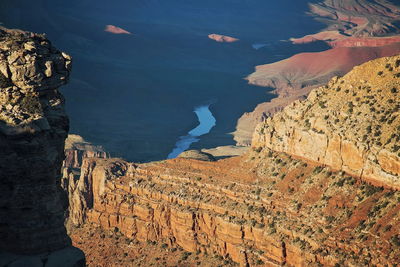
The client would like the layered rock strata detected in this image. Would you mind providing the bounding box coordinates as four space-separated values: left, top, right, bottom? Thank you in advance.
70 152 400 266
63 134 109 169
62 134 109 227
252 55 400 189
0 27 84 265
307 0 400 38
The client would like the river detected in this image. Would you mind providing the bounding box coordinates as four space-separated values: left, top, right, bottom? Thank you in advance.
167 105 216 159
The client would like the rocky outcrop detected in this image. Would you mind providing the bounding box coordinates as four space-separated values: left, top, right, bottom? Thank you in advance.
208 34 239 43
63 134 108 169
201 145 249 160
0 27 84 265
61 134 109 228
178 149 216 161
252 55 400 190
104 25 131 35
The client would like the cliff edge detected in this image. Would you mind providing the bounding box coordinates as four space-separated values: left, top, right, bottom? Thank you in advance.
252 55 400 189
0 27 84 266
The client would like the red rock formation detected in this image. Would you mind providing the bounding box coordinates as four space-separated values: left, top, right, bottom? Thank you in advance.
208 34 239 43
247 43 400 91
290 1 400 47
290 31 345 45
63 134 109 169
61 134 109 228
308 0 400 37
292 35 400 48
329 36 400 47
234 42 400 145
68 150 400 266
104 25 131 35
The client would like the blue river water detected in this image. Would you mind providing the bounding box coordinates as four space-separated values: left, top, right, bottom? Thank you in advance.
168 105 216 159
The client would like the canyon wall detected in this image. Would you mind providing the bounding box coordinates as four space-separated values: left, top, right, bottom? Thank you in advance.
252 55 400 190
234 0 400 146
308 0 400 38
62 134 109 228
63 134 109 169
235 42 400 146
0 27 84 265
69 152 400 266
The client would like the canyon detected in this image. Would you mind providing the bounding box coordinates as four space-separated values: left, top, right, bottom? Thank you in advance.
234 0 400 146
0 1 400 266
63 55 400 266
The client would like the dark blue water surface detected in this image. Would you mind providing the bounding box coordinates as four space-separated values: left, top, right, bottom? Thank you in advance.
0 0 327 162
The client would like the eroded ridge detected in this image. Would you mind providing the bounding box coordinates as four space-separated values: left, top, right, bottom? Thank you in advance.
253 55 400 190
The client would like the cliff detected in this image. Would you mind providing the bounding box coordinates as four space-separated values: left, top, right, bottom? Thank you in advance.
252 55 400 189
64 134 109 169
234 0 400 146
292 0 400 45
0 27 84 265
62 134 109 228
69 151 400 266
307 0 400 38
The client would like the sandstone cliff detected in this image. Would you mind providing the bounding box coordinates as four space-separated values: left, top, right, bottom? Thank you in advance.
69 152 400 266
0 27 84 265
62 134 109 228
64 134 109 169
252 55 400 190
